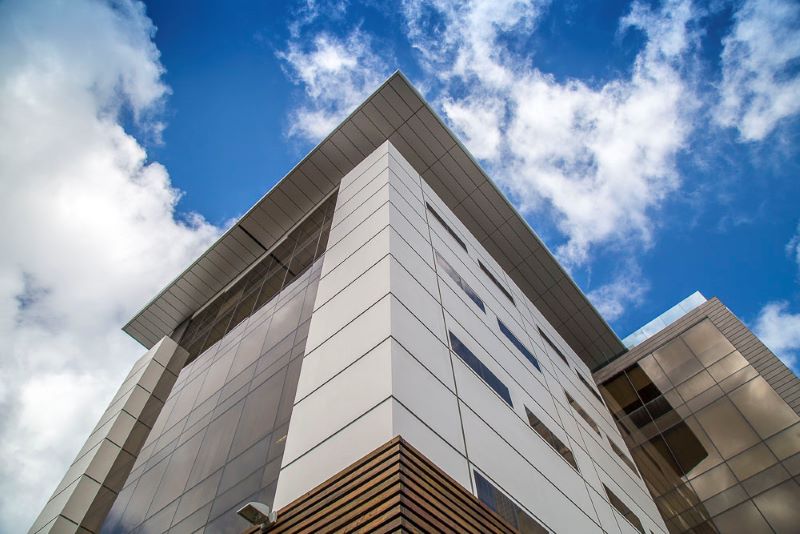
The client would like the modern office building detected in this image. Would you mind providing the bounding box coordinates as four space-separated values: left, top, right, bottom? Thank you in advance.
30 70 796 534
595 294 800 533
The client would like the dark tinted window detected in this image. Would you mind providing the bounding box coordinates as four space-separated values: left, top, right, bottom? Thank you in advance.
608 437 639 476
498 319 540 371
576 370 604 404
526 407 578 471
435 251 485 312
474 471 547 533
604 484 644 533
450 332 512 406
566 392 601 436
538 328 570 367
479 261 515 305
426 203 467 252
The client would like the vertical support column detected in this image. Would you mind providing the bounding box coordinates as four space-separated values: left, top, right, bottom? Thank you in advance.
29 337 188 534
273 142 396 509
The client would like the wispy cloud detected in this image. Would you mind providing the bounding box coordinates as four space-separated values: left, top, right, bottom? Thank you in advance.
0 0 220 529
587 262 650 322
787 221 800 274
715 0 800 141
278 28 389 141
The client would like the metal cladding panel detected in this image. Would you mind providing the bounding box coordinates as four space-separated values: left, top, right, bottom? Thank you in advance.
124 72 624 368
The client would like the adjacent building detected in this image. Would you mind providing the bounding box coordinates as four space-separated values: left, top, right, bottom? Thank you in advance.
29 71 798 534
596 294 800 533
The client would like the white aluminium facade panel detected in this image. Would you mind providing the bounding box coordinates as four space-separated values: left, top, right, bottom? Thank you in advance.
274 142 668 534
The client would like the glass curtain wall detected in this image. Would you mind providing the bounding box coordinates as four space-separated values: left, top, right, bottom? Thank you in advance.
102 192 336 533
599 319 800 533
178 193 337 363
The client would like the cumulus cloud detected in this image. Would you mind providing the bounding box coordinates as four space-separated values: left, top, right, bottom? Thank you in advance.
278 29 390 141
753 301 800 371
715 0 800 141
403 0 547 88
277 0 800 329
402 0 698 267
0 0 220 529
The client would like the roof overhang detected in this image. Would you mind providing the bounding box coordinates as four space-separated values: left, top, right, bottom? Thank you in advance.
124 71 625 368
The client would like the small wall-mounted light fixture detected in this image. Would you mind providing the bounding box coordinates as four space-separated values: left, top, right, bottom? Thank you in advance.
237 502 277 532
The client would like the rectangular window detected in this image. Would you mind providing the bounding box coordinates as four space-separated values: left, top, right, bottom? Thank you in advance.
576 370 604 404
604 484 644 534
449 332 512 406
498 319 540 371
479 261 515 304
426 203 467 252
525 407 578 471
566 392 602 436
435 251 485 312
539 327 570 367
608 437 639 476
474 471 547 533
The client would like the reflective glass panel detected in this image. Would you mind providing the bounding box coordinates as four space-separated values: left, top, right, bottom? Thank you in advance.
695 397 759 459
729 376 799 439
103 254 325 534
653 337 702 386
681 319 735 366
752 480 800 534
599 316 800 534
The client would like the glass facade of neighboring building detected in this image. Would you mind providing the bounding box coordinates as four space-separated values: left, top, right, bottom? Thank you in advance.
599 317 800 533
100 193 336 533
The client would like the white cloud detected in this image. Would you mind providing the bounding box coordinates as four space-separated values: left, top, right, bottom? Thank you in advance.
440 94 506 160
0 0 220 530
403 0 547 88
278 29 389 141
402 0 698 267
587 263 649 322
753 301 800 371
715 0 800 141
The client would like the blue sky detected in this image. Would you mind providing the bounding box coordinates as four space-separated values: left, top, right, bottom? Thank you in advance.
143 0 800 347
0 0 798 530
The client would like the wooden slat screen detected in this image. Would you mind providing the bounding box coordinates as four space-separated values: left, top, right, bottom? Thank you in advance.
244 437 522 533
